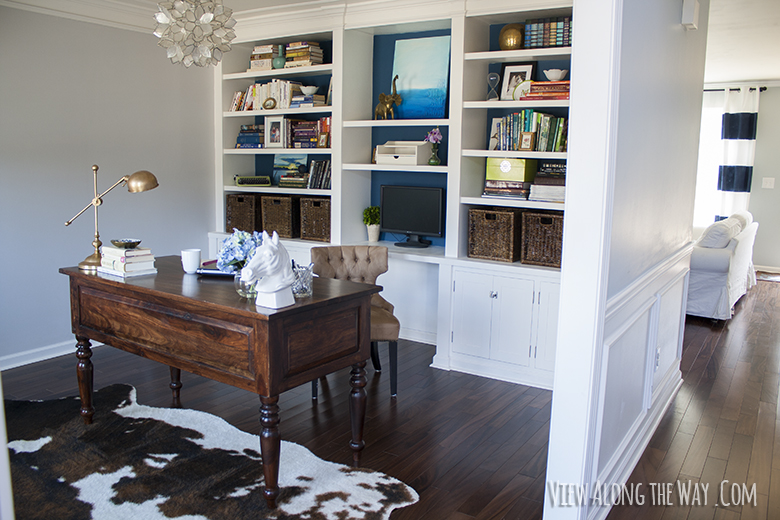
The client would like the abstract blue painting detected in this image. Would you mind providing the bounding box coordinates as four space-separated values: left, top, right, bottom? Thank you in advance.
391 35 451 119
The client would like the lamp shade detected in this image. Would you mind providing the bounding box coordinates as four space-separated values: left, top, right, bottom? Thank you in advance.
126 170 159 193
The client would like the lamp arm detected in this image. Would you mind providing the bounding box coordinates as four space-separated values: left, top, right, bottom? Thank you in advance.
64 176 128 226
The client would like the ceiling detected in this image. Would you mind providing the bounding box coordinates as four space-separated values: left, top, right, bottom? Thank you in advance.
2 0 778 85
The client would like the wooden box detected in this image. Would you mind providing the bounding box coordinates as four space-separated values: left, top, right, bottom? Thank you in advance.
300 197 331 242
521 211 563 268
261 195 300 238
225 194 262 233
467 207 524 262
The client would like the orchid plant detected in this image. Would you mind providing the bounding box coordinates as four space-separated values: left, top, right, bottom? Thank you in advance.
217 228 263 273
424 127 443 145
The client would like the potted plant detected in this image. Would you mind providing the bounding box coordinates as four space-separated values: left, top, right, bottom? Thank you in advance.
363 206 380 242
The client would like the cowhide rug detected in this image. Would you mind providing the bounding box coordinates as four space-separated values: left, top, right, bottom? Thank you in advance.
5 384 418 520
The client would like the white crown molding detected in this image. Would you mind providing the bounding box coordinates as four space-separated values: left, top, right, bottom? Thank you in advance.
343 0 463 30
233 3 346 43
0 0 156 33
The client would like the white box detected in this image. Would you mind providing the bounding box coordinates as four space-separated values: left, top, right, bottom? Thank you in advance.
376 141 432 165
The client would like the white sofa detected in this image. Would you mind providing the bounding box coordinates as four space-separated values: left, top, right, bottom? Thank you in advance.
686 211 759 320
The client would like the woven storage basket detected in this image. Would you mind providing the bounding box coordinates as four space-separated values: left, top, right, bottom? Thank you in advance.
521 211 563 268
261 195 300 238
468 207 523 262
300 197 331 242
225 194 262 233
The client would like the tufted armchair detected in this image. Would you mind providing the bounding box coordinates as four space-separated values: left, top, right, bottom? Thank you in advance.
310 246 400 397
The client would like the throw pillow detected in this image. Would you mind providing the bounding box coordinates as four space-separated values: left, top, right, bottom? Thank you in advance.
730 210 753 230
697 218 742 248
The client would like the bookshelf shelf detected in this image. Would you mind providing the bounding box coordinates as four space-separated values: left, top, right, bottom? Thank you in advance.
224 148 331 155
464 99 570 109
224 107 333 117
460 195 564 211
224 185 332 196
223 64 333 81
464 47 572 63
343 118 450 128
462 149 567 159
342 163 448 174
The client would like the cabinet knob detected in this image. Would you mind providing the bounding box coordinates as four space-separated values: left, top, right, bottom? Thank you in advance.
490 291 498 299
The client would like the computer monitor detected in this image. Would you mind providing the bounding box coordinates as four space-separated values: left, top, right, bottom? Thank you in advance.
379 185 445 248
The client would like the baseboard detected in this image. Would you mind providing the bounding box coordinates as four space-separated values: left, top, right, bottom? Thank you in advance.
0 340 78 371
399 327 437 345
755 264 780 274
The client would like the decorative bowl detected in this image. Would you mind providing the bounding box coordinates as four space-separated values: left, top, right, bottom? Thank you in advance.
543 69 568 81
300 86 318 96
110 238 141 249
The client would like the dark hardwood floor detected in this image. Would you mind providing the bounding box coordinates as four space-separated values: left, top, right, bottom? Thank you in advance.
3 279 779 519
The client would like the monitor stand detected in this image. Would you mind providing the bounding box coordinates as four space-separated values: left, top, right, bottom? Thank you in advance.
395 234 431 248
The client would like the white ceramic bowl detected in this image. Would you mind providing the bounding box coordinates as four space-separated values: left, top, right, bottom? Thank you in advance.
300 86 319 96
543 69 568 81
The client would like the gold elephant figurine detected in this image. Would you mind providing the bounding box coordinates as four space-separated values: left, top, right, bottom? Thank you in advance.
374 75 402 120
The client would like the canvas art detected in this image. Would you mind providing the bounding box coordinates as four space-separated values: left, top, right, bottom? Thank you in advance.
391 35 451 119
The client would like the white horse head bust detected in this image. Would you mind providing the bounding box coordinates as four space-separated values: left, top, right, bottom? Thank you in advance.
240 231 295 308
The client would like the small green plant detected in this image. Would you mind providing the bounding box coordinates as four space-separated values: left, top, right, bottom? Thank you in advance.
363 206 380 225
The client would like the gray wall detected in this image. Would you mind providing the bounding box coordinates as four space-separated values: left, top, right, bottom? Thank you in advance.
0 7 215 367
750 86 780 271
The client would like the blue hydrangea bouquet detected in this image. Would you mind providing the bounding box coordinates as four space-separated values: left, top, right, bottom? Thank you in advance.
216 229 263 273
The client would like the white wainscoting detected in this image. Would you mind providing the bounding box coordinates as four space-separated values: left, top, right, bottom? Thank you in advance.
586 247 691 520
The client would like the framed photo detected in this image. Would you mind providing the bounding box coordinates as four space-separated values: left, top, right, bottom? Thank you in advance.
317 132 329 148
519 132 535 151
265 116 285 148
500 62 535 101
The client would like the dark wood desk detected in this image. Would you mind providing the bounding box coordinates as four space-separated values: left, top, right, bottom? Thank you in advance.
60 256 379 508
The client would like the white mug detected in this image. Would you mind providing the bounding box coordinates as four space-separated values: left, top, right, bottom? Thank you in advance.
181 249 201 274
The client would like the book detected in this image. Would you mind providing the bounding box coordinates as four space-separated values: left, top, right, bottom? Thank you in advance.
101 257 156 272
97 266 158 278
101 246 152 258
101 251 154 263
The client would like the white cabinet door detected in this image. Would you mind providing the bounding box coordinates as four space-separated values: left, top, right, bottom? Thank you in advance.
534 280 560 372
451 270 494 359
491 276 535 366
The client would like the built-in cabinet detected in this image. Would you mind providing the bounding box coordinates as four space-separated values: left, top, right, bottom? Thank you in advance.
214 3 572 389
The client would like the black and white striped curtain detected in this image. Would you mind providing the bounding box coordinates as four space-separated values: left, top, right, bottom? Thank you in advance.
716 87 759 220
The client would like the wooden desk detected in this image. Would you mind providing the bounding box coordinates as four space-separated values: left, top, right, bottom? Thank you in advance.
60 256 379 508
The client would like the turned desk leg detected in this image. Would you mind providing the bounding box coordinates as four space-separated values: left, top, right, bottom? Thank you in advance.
259 395 281 509
75 336 94 424
169 366 182 408
349 361 367 467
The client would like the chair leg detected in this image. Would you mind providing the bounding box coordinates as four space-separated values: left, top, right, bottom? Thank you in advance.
370 341 381 372
389 341 397 398
311 379 318 400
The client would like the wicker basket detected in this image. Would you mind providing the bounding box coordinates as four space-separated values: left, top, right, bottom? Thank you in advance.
225 194 262 233
300 197 331 242
521 211 563 268
468 207 523 262
261 195 300 238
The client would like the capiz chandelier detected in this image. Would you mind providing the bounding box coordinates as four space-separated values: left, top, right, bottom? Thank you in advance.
153 1 237 67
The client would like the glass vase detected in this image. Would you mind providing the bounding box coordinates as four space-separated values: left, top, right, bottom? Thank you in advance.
234 273 257 299
428 144 441 166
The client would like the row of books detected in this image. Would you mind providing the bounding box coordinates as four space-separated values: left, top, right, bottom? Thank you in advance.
235 124 264 149
278 159 331 189
97 245 157 278
523 16 572 48
489 111 568 153
284 41 323 68
520 80 570 100
230 79 303 111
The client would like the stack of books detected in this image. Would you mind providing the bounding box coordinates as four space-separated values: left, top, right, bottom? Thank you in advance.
284 41 323 68
248 44 279 72
521 80 570 100
291 120 319 148
290 94 327 108
524 17 572 48
279 170 308 188
307 159 331 189
98 245 157 278
483 180 531 199
235 124 264 149
529 161 566 203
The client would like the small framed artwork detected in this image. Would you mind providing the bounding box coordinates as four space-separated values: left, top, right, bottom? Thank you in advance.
266 116 285 148
500 62 535 101
519 132 535 151
317 132 329 148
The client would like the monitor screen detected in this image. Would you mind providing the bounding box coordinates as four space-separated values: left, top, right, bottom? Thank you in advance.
380 185 444 248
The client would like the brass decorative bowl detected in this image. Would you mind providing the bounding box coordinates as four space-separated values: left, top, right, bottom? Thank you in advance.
110 238 141 249
499 23 524 50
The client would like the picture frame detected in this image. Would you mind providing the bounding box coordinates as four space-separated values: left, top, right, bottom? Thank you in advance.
317 132 329 148
266 116 285 148
500 62 536 101
519 132 535 151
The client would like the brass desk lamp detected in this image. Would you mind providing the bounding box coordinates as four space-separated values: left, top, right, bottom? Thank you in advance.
65 165 159 271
